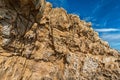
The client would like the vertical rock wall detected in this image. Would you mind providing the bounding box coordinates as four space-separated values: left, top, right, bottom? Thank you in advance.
0 1 120 80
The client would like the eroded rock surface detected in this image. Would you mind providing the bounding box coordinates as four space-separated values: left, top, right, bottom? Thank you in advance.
0 0 120 80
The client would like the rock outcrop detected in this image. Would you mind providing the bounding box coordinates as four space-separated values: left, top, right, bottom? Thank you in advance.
0 0 120 80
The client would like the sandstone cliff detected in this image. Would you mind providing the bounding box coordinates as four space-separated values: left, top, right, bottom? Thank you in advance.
0 0 120 80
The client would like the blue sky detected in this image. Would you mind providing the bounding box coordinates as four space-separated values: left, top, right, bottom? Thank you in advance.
47 0 120 50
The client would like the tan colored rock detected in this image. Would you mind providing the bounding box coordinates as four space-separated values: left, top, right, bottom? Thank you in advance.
0 0 120 80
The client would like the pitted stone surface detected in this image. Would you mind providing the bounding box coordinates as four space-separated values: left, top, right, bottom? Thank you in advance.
0 0 120 80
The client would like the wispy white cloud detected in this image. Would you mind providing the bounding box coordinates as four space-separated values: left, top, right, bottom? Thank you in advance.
100 33 120 50
58 0 68 7
92 23 101 27
83 16 93 21
92 4 101 14
101 33 120 40
95 28 120 32
103 20 108 26
83 16 97 22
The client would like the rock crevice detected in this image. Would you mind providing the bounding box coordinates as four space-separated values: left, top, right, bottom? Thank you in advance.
0 0 120 80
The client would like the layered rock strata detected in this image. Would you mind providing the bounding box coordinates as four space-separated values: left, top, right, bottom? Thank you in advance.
0 0 120 80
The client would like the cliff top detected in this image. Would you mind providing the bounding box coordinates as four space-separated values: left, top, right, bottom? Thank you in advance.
0 0 120 80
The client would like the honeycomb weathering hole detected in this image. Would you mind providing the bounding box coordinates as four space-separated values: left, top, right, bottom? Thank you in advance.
0 0 46 57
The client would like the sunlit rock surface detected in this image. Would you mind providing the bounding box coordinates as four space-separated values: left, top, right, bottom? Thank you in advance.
0 0 120 80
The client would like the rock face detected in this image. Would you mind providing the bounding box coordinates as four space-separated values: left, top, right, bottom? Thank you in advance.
0 0 120 80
